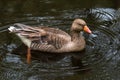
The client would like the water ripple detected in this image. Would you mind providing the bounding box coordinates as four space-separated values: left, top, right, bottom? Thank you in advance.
0 8 120 80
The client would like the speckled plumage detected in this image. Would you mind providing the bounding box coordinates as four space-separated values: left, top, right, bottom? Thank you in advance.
8 19 92 53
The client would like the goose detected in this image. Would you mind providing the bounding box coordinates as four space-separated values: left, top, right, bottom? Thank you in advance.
8 19 92 63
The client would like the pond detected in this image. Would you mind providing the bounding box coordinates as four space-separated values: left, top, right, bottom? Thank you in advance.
0 0 120 80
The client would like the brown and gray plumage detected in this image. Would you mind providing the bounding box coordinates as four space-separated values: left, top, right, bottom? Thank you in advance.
8 19 92 53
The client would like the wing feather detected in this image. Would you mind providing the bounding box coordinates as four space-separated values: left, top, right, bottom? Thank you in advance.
11 24 71 52
35 26 70 37
31 32 70 51
28 26 71 51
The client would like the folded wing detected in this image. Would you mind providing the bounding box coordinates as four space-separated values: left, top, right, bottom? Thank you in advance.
11 23 71 52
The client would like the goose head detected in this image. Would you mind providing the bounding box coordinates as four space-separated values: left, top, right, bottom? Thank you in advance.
71 19 92 34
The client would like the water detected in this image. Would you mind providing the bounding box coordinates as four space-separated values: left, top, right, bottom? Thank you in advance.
0 0 120 80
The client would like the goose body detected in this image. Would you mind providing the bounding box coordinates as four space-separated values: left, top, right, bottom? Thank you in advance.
8 19 92 53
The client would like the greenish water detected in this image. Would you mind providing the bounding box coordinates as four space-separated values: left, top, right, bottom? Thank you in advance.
0 0 120 80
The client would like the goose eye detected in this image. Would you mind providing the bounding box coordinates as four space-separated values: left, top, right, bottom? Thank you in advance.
78 24 85 27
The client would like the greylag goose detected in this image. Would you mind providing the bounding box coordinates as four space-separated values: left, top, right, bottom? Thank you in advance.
8 19 92 63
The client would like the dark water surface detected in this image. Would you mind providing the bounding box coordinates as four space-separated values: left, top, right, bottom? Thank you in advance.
0 0 120 80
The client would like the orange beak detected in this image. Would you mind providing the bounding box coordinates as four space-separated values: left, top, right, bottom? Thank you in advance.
83 26 92 34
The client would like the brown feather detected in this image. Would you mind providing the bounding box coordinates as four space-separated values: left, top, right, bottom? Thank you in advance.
9 19 92 53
